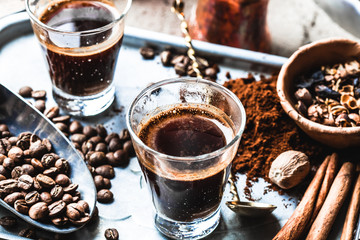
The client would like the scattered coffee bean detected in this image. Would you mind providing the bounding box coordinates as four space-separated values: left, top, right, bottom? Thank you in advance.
18 227 36 239
105 228 119 240
34 100 46 113
140 47 155 59
97 189 113 203
19 86 33 98
95 165 115 179
69 121 83 134
44 106 59 119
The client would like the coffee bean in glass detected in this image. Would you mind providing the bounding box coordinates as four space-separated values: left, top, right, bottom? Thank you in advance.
105 228 119 240
0 216 17 228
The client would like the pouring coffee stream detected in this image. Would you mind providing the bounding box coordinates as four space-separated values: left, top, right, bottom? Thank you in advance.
172 0 277 216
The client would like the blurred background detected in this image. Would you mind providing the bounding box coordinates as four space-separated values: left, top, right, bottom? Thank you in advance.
1 0 360 57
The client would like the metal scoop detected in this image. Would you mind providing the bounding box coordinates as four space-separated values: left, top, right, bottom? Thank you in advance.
226 173 277 217
0 83 97 233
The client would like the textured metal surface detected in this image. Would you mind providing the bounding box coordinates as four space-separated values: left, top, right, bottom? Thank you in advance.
0 11 345 240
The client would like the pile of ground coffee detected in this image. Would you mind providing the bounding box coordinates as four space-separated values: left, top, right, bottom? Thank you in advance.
223 74 330 197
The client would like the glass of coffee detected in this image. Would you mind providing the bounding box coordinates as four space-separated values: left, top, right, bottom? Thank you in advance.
127 77 246 239
25 0 132 116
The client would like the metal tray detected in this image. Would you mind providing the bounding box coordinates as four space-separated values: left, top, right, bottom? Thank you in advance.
0 11 347 240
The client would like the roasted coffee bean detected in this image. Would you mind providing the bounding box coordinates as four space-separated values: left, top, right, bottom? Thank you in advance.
97 189 113 203
87 165 95 177
112 149 129 166
48 200 66 217
105 133 118 144
19 86 33 98
77 200 89 213
73 142 81 149
31 90 46 100
0 216 17 228
40 192 52 204
25 191 40 205
33 178 43 192
18 227 36 239
95 143 107 153
4 192 24 206
36 174 55 188
51 185 64 200
23 158 32 165
83 126 97 138
0 165 8 178
108 138 122 152
55 174 70 187
123 140 134 156
29 141 48 158
0 140 7 155
69 121 83 134
76 149 85 160
0 174 6 181
7 136 18 146
43 167 59 178
204 67 217 79
8 146 23 162
22 164 35 176
18 174 34 191
88 136 103 145
104 228 119 240
96 124 107 138
66 203 83 220
140 47 155 59
95 165 115 179
0 124 9 132
52 115 71 124
0 154 6 165
70 134 87 144
55 123 68 133
94 175 105 190
42 138 52 152
29 202 49 220
81 141 94 155
63 183 78 194
0 179 18 196
119 129 130 141
160 50 172 66
55 158 70 174
70 214 90 226
14 199 29 214
34 100 46 112
51 216 69 226
16 139 29 151
62 193 73 204
44 106 59 119
89 152 106 167
3 157 15 170
11 166 24 179
174 62 187 76
41 153 56 168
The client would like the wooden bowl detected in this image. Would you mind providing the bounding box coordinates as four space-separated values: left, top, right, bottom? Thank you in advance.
277 38 360 149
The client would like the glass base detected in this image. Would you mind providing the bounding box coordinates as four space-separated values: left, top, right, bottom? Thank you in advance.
155 208 220 240
52 85 115 117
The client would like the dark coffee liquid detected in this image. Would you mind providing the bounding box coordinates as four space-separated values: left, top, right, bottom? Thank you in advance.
38 1 123 96
138 106 233 221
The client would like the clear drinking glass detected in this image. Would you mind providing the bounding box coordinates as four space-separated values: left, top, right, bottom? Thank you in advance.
25 0 132 116
127 77 246 239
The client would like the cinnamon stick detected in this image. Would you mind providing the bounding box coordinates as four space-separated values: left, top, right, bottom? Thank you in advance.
308 153 338 227
272 156 330 240
340 167 360 240
306 162 354 240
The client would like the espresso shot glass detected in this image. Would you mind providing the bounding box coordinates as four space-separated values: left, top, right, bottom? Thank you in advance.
25 0 132 116
127 78 246 239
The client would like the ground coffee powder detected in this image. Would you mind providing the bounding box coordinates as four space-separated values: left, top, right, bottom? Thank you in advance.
223 74 330 197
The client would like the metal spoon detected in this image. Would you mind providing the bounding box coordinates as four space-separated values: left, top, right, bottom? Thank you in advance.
226 172 277 217
0 83 97 233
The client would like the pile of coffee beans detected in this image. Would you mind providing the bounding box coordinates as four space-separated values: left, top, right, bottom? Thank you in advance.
18 86 135 204
139 47 220 81
0 125 90 227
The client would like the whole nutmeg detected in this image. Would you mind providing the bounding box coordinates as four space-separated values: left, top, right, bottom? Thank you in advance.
269 150 310 189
